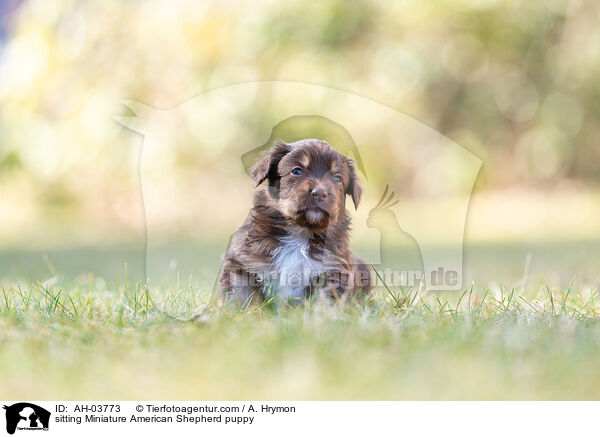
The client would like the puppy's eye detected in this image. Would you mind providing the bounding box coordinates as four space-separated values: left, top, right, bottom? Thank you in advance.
291 167 303 176
333 174 342 183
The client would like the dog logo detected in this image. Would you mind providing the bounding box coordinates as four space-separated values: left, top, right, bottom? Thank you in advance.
3 403 50 435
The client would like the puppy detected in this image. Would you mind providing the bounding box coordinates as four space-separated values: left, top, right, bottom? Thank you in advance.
219 138 372 307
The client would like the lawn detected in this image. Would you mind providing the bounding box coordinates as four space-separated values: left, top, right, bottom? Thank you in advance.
2 274 600 400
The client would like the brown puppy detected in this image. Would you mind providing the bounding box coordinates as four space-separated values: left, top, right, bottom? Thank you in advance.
219 139 371 307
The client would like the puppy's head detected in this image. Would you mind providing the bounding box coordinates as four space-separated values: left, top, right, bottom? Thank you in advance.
251 139 362 231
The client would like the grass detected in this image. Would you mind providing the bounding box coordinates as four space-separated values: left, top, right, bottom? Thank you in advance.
2 272 600 400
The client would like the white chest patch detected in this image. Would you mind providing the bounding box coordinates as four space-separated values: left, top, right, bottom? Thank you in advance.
268 230 324 299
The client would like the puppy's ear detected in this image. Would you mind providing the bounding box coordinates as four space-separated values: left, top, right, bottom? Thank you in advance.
250 141 291 187
346 158 362 209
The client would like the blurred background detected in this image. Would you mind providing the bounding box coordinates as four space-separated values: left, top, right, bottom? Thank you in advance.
0 0 599 289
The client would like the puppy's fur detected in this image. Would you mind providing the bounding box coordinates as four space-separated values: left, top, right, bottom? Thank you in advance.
219 139 371 306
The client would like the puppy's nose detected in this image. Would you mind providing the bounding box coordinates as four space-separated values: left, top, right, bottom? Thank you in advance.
311 188 328 201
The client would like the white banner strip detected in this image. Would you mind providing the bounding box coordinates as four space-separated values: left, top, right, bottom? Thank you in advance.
0 401 596 436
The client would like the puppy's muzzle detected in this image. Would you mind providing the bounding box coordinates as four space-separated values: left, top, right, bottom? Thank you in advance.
303 207 329 224
310 187 328 202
